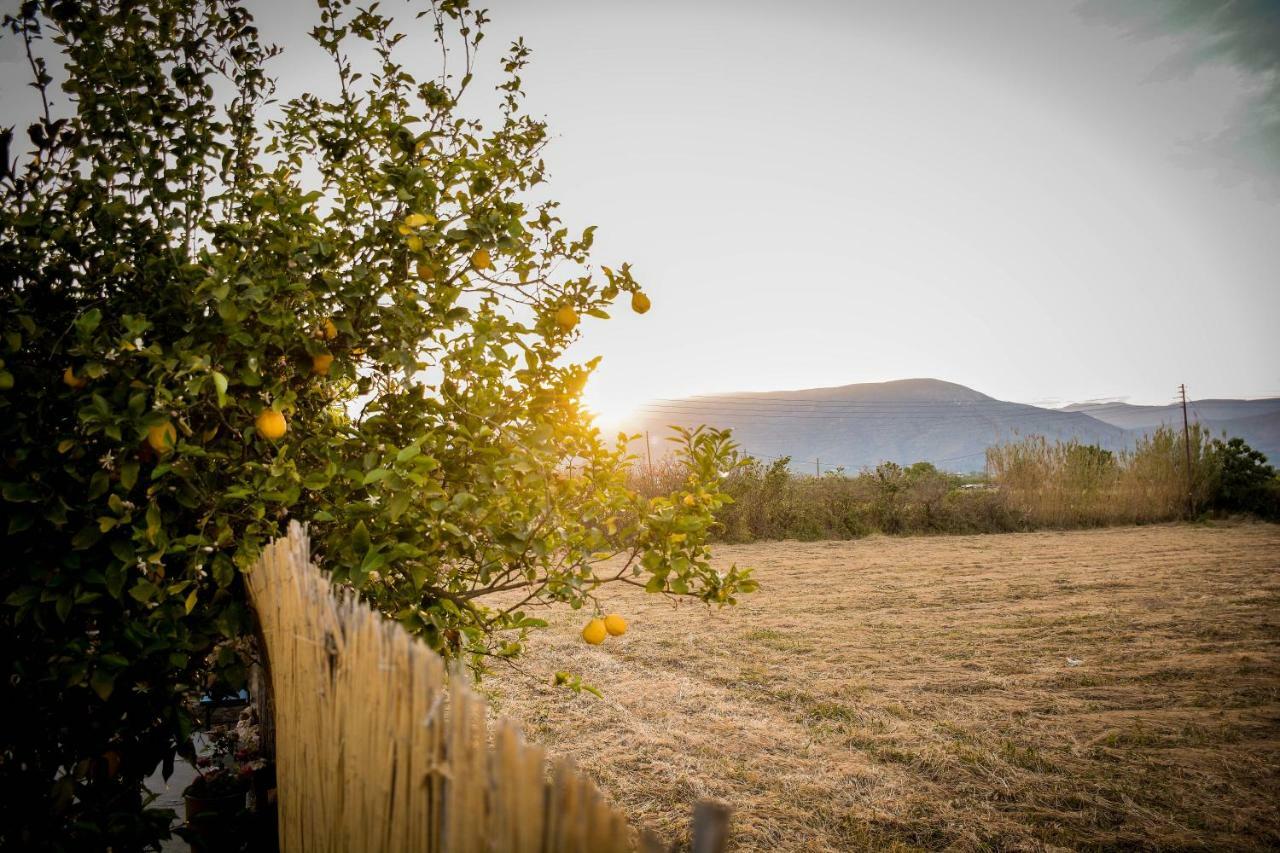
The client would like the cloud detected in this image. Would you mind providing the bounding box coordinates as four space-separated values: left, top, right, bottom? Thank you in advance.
1079 0 1280 196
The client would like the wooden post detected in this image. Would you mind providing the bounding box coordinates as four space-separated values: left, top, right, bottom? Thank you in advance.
1180 383 1194 517
691 800 731 853
645 430 654 492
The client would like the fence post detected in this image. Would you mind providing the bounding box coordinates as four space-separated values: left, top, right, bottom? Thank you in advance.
691 800 731 853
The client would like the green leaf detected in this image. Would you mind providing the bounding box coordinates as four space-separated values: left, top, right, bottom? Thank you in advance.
128 579 159 603
105 564 127 599
119 461 139 491
387 492 411 521
5 586 40 607
211 370 229 407
212 556 235 589
145 502 162 543
352 520 371 555
90 669 116 702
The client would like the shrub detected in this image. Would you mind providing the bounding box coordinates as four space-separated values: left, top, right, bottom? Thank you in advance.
1209 437 1280 520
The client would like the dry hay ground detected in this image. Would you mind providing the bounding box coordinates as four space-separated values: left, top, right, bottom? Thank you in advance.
482 522 1280 851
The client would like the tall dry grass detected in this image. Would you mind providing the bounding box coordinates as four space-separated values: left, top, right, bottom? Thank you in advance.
629 425 1238 541
987 424 1217 527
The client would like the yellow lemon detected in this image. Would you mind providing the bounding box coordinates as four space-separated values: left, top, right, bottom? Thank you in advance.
470 248 492 270
683 494 697 507
406 235 423 252
62 366 87 389
256 409 287 440
0 370 13 391
147 421 177 454
404 213 430 229
631 291 651 314
316 318 338 341
555 304 579 332
311 353 334 376
582 618 607 645
604 614 628 637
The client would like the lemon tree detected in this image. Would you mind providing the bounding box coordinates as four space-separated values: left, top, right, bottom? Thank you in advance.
0 1 754 847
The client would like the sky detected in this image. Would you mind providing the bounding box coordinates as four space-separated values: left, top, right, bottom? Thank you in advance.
4 1 1278 422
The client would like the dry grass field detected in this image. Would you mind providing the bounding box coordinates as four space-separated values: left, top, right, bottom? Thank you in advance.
484 522 1280 851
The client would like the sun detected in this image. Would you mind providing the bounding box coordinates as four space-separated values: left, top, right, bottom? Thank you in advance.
581 386 640 430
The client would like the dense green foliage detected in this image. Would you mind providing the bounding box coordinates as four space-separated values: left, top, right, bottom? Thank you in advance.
633 428 1279 542
1209 436 1280 519
0 1 752 848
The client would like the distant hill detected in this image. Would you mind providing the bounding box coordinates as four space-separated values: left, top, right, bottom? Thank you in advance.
626 378 1130 473
1062 398 1280 463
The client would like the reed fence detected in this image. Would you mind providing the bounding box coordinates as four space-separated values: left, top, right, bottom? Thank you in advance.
246 522 705 852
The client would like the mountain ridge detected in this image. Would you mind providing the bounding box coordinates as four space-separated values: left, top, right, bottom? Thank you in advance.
625 379 1278 471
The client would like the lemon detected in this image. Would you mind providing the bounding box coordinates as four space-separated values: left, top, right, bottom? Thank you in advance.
404 213 430 229
62 366 87 389
555 304 579 332
631 291 651 314
406 235 423 252
317 318 338 341
470 248 492 270
604 614 628 637
416 261 436 280
582 618 607 645
311 353 334 376
682 494 697 507
256 408 288 440
0 370 12 391
147 421 177 453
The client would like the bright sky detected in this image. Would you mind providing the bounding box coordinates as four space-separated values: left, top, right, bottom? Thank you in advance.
5 1 1277 424
464 0 1280 422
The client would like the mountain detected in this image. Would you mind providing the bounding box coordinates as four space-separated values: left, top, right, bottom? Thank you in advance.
1062 398 1280 462
625 378 1130 473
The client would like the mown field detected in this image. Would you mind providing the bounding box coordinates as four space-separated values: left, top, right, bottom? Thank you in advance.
485 522 1280 851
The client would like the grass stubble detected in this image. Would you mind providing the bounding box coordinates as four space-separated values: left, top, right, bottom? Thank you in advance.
484 522 1280 851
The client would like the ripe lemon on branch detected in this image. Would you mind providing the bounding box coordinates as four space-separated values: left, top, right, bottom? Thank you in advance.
604 614 628 636
62 366 87 389
555 304 579 332
256 409 288 440
630 291 650 314
581 618 607 645
147 421 177 454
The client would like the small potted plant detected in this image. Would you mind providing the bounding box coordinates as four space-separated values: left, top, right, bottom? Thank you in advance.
183 724 256 824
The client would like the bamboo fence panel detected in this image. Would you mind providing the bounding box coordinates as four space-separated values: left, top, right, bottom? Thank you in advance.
245 521 636 853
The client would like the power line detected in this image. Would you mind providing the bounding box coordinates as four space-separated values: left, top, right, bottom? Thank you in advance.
653 396 1144 414
634 405 1117 427
728 445 989 473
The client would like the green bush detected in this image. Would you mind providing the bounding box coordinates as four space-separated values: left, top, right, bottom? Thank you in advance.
0 2 752 848
1209 437 1280 520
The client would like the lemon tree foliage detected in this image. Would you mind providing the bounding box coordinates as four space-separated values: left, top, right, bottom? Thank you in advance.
0 1 754 847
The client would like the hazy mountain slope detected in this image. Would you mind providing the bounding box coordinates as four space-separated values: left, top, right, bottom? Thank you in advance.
1063 399 1280 462
1208 411 1280 463
628 378 1128 473
1063 398 1280 430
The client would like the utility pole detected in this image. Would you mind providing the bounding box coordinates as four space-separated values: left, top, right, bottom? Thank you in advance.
1180 383 1194 517
645 430 653 476
815 457 820 477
